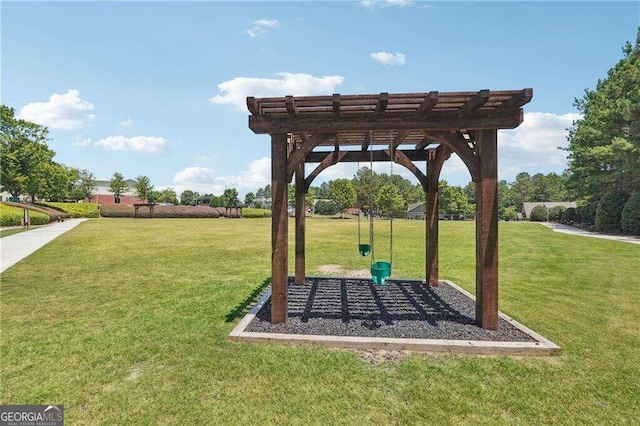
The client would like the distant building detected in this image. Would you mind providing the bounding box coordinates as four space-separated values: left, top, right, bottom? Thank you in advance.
406 202 426 220
87 179 144 206
0 191 22 202
522 202 577 219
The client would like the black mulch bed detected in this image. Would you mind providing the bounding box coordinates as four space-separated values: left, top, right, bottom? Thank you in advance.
247 277 535 342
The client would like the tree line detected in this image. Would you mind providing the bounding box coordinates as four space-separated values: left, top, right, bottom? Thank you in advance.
1 105 98 202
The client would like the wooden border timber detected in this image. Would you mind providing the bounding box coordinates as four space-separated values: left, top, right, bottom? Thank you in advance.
228 281 562 356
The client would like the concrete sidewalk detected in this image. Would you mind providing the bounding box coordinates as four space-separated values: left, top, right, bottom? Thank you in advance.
0 219 88 273
539 222 640 245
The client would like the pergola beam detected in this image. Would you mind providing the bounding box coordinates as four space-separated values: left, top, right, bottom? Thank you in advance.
333 94 341 117
305 149 427 163
286 133 331 181
247 96 260 115
499 88 533 108
416 91 439 114
361 131 372 152
458 89 490 117
391 130 410 150
303 151 348 191
374 92 389 114
285 96 298 115
249 109 523 134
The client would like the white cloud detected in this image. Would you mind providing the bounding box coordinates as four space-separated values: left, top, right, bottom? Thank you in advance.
94 135 168 153
174 166 216 185
361 0 415 9
370 52 406 66
440 153 473 184
173 157 271 196
210 72 345 111
73 136 91 148
18 89 95 129
119 116 133 127
246 18 280 37
497 112 581 182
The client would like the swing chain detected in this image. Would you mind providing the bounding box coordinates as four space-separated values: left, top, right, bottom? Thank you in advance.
370 131 375 265
389 142 394 267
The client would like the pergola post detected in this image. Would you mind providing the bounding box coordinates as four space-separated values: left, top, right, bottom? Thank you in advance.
295 160 306 285
271 133 288 323
475 129 499 330
426 149 440 287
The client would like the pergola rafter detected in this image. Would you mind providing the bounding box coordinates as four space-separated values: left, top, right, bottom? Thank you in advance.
248 89 532 330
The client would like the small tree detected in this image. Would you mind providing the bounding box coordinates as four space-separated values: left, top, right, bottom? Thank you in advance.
134 175 154 203
596 189 629 232
549 205 567 222
109 172 128 202
77 169 97 201
222 188 240 206
376 184 405 218
621 192 640 235
529 205 548 222
330 179 356 219
157 188 178 204
315 200 339 215
562 207 577 224
209 195 224 207
244 192 255 207
503 206 518 221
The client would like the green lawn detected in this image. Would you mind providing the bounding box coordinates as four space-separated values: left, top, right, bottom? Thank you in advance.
1 218 638 424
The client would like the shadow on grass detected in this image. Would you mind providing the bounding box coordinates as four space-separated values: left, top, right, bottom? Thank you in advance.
225 277 271 323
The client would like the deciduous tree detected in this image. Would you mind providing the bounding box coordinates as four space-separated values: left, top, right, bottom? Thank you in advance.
134 175 153 202
330 179 356 218
109 172 128 202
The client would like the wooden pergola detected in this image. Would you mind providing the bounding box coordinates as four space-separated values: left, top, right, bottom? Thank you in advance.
247 89 532 330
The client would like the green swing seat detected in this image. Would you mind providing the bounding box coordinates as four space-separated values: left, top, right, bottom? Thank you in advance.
358 243 371 256
371 261 392 285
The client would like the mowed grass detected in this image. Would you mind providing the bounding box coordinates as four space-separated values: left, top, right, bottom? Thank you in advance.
1 218 638 424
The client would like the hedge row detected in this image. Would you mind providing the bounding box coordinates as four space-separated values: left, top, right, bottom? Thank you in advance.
621 192 640 235
243 208 272 218
0 204 50 226
3 201 69 221
100 205 221 218
567 190 640 235
41 202 100 218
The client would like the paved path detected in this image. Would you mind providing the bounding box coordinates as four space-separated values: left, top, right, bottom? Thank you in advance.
539 222 640 245
0 219 88 273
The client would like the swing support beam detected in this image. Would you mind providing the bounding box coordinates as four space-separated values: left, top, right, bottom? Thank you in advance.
251 90 532 330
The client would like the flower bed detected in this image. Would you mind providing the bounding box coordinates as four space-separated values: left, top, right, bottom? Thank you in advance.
41 202 100 218
100 205 221 218
0 204 50 226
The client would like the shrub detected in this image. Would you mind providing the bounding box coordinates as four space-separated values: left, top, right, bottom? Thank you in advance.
243 208 271 218
549 205 567 222
503 206 518 221
562 207 576 224
621 192 640 235
529 205 548 222
595 189 629 233
315 200 339 215
42 202 99 218
0 204 50 226
100 205 221 218
585 201 598 225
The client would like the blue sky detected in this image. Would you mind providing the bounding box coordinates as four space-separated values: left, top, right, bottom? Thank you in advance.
3 1 639 197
